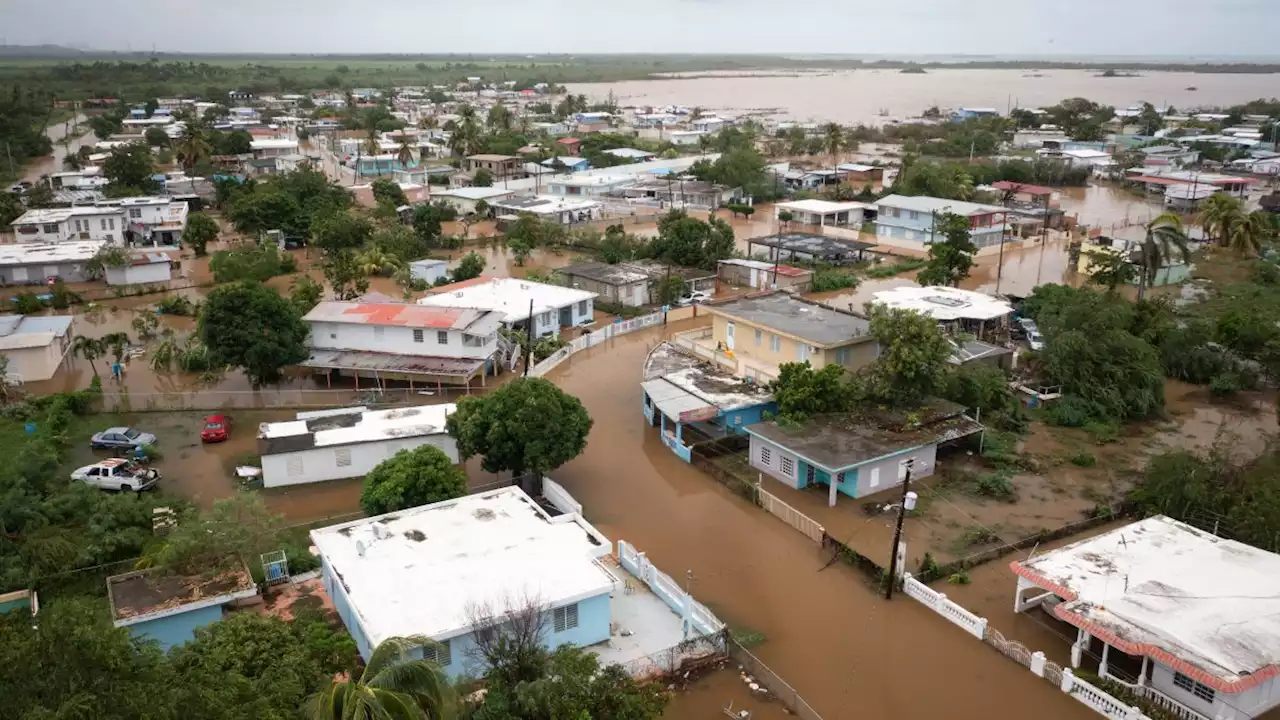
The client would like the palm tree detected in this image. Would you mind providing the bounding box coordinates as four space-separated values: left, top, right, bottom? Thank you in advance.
63 152 83 171
1135 212 1191 299
307 636 451 720
175 126 212 174
822 122 844 171
1225 210 1276 257
355 248 402 277
101 332 131 367
1197 193 1244 247
396 136 415 170
72 336 106 377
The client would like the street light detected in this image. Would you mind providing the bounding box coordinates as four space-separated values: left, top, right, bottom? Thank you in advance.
884 458 925 600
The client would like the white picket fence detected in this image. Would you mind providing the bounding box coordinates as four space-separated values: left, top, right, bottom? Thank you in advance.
528 312 664 377
757 486 826 544
901 572 1156 720
617 539 726 638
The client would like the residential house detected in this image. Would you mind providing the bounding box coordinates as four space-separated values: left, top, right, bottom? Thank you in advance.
489 195 602 225
837 163 886 187
746 400 982 506
257 404 458 488
0 589 37 617
603 148 657 162
555 262 653 307
431 187 516 215
311 485 725 674
9 207 125 244
687 293 878 383
990 181 1060 209
1075 236 1193 287
1141 145 1200 167
409 258 449 285
0 315 74 382
1012 129 1069 149
104 252 173 287
419 276 597 338
873 194 1010 249
0 241 105 285
782 168 847 191
952 108 1000 121
104 196 189 246
774 199 872 228
717 259 813 293
106 563 259 651
641 342 775 462
542 156 590 172
619 179 737 209
667 130 707 146
463 154 525 181
47 167 106 190
555 137 582 156
300 301 506 389
869 286 1014 339
545 173 636 199
626 259 717 295
1011 515 1280 720
350 181 430 209
249 138 299 158
1125 168 1259 199
744 232 875 265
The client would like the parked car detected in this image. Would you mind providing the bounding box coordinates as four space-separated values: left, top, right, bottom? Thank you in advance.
1027 330 1045 351
90 427 157 450
201 415 232 443
678 290 712 306
70 458 160 492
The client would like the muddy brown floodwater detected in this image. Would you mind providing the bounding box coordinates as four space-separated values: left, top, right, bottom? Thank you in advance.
543 319 1093 720
568 69 1280 125
21 114 95 183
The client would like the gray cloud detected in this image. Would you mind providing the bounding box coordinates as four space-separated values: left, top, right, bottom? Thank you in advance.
2 0 1276 57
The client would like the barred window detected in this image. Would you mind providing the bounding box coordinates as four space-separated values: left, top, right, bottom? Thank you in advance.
553 603 579 632
422 639 452 667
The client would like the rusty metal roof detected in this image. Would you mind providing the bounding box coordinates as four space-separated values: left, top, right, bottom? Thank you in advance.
299 349 486 378
304 301 503 334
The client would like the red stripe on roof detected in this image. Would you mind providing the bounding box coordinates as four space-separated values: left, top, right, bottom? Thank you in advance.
992 181 1055 196
340 303 465 329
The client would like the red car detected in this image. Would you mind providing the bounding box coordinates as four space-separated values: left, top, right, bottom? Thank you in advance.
201 415 232 443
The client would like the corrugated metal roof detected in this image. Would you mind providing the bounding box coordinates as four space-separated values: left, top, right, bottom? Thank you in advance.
304 301 503 334
640 378 713 421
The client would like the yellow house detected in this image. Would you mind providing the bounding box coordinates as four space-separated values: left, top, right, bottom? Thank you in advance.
696 293 878 382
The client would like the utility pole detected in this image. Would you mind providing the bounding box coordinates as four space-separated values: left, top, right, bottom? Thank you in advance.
995 208 1009 295
522 298 535 376
662 265 671 325
884 460 918 600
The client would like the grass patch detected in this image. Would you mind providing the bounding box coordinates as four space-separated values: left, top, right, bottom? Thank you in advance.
960 525 1000 547
864 257 927 279
969 470 1016 501
1068 451 1097 467
729 626 768 648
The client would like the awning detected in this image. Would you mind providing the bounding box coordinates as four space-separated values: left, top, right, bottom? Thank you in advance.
300 349 485 377
640 378 717 423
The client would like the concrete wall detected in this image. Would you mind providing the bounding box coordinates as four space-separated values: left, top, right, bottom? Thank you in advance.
559 274 649 307
106 262 171 287
712 314 875 374
262 435 459 488
323 556 374 660
848 444 937 498
308 321 495 360
127 603 225 651
12 211 123 244
0 260 91 285
2 340 68 382
748 434 804 489
749 434 936 499
876 220 1006 248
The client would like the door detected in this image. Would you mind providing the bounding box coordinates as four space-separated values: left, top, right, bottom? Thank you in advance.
725 322 735 350
559 306 572 327
12 267 27 283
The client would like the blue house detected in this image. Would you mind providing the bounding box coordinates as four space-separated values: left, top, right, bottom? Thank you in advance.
0 589 37 616
873 194 1010 249
641 342 774 462
106 565 259 650
311 485 722 678
952 108 1000 122
542 156 590 172
745 400 983 507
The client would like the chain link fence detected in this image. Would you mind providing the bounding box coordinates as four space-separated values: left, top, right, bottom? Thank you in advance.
725 637 825 720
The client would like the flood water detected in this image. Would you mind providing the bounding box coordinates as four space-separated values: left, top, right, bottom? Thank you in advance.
22 114 95 183
569 69 1280 125
543 319 1093 720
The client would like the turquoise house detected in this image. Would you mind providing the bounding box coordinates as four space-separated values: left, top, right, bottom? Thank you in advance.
106 565 259 651
641 342 774 463
745 401 983 507
0 589 37 616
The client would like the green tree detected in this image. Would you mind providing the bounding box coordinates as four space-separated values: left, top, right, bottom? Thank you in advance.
144 126 170 148
864 305 953 405
1198 193 1244 247
915 212 977 287
654 274 685 306
199 282 309 384
322 250 372 300
412 204 446 246
447 377 593 478
1226 210 1275 257
1135 213 1191 299
289 275 324 314
1084 249 1138 292
183 212 220 257
769 362 852 422
89 113 123 140
307 636 451 720
312 212 374 258
598 225 646 264
473 168 495 187
72 335 107 377
473 645 667 720
822 122 844 169
360 445 467 515
1136 102 1165 136
450 251 486 283
372 178 409 207
102 144 160 194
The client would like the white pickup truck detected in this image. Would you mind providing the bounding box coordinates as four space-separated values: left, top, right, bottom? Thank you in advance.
70 459 160 492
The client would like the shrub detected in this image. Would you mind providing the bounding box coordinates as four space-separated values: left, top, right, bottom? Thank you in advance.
971 471 1016 501
1083 420 1120 444
155 295 199 317
962 525 1000 546
1069 451 1097 467
948 570 971 585
1043 395 1096 428
1209 371 1242 397
809 267 860 292
864 257 927 279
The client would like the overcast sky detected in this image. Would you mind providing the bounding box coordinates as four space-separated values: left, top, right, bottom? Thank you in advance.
3 0 1276 57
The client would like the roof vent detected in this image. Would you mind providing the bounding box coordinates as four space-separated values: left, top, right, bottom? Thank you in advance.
355 540 367 557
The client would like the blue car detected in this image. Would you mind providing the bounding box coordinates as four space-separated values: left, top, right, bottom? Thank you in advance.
90 427 157 450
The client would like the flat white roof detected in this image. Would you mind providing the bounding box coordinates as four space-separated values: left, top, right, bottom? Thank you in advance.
0 241 106 266
311 486 613 646
1014 516 1280 687
11 206 122 226
871 286 1013 321
875 194 1005 217
259 403 455 450
250 138 299 150
435 186 514 201
419 277 596 322
775 199 871 215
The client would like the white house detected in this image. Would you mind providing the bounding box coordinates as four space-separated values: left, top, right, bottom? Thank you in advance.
419 277 597 338
873 194 1010 249
310 484 725 676
0 315 74 382
104 252 173 287
100 197 189 246
1012 515 1280 720
9 207 126 244
774 199 871 228
667 130 707 146
0 241 106 285
409 259 449 285
489 195 602 225
250 138 300 158
300 301 506 389
431 187 516 215
257 404 458 488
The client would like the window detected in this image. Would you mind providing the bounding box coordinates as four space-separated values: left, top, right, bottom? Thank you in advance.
1173 673 1216 704
422 639 452 666
329 333 337 340
780 455 795 477
437 331 449 345
334 448 352 467
836 471 846 485
869 467 880 488
909 210 919 221
759 446 772 466
413 329 424 343
797 344 809 362
835 346 851 365
754 328 762 346
770 334 781 353
101 219 108 230
129 208 142 219
42 223 58 234
108 218 115 230
577 300 588 315
553 603 579 632
805 465 815 484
